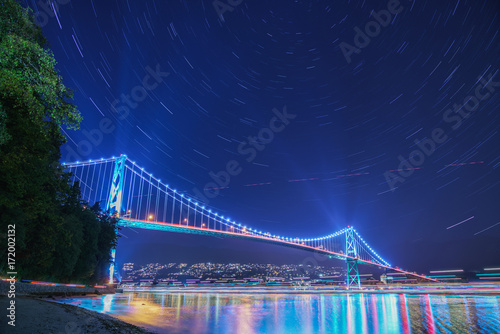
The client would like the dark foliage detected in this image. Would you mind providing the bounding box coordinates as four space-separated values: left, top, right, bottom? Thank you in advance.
0 0 117 284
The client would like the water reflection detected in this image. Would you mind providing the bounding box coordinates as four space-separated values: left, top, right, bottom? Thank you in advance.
62 292 500 333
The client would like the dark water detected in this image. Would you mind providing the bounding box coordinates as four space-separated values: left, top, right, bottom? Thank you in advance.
62 292 500 333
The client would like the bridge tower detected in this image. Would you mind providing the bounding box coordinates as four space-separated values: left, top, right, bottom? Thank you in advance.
345 227 361 289
106 155 127 284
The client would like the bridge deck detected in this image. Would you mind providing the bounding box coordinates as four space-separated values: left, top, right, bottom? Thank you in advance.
118 218 438 283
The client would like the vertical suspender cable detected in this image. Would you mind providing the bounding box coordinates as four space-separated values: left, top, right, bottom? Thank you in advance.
137 169 144 220
125 165 134 218
120 165 128 216
193 205 196 227
76 165 82 191
88 163 95 204
155 179 160 222
129 167 137 219
105 161 115 210
82 162 90 201
78 164 84 198
163 185 168 223
179 197 183 225
94 162 103 205
99 162 108 205
171 191 175 224
146 174 152 220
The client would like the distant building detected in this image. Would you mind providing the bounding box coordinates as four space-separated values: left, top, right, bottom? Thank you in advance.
380 273 389 284
122 263 135 272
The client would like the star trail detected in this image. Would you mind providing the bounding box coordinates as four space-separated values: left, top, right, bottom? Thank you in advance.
27 0 500 270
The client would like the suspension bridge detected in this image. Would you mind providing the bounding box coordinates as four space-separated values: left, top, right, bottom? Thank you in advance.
63 154 438 288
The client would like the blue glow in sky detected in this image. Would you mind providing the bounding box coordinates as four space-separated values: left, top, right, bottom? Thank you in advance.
29 0 500 270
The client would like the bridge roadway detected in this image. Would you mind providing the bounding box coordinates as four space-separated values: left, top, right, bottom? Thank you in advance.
118 218 439 283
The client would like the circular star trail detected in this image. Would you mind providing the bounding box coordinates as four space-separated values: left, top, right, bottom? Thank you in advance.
28 0 500 269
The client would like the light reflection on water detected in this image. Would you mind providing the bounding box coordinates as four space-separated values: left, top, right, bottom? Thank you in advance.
62 293 500 333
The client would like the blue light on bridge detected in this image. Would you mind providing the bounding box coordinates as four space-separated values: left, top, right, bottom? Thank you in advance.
62 155 428 285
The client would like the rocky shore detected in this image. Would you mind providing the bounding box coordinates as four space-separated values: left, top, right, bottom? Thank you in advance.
0 296 155 333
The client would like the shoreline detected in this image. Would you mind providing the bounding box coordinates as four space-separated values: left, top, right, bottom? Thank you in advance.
2 285 498 333
0 296 155 334
119 283 500 295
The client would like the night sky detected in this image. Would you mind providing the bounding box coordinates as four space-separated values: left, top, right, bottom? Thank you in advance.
27 0 500 272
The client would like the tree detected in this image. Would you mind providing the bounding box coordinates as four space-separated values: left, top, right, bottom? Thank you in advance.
93 210 119 283
0 1 116 284
0 0 79 279
0 102 10 146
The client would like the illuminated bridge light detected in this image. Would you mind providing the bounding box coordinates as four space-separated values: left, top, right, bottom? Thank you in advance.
429 269 464 274
65 155 437 285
